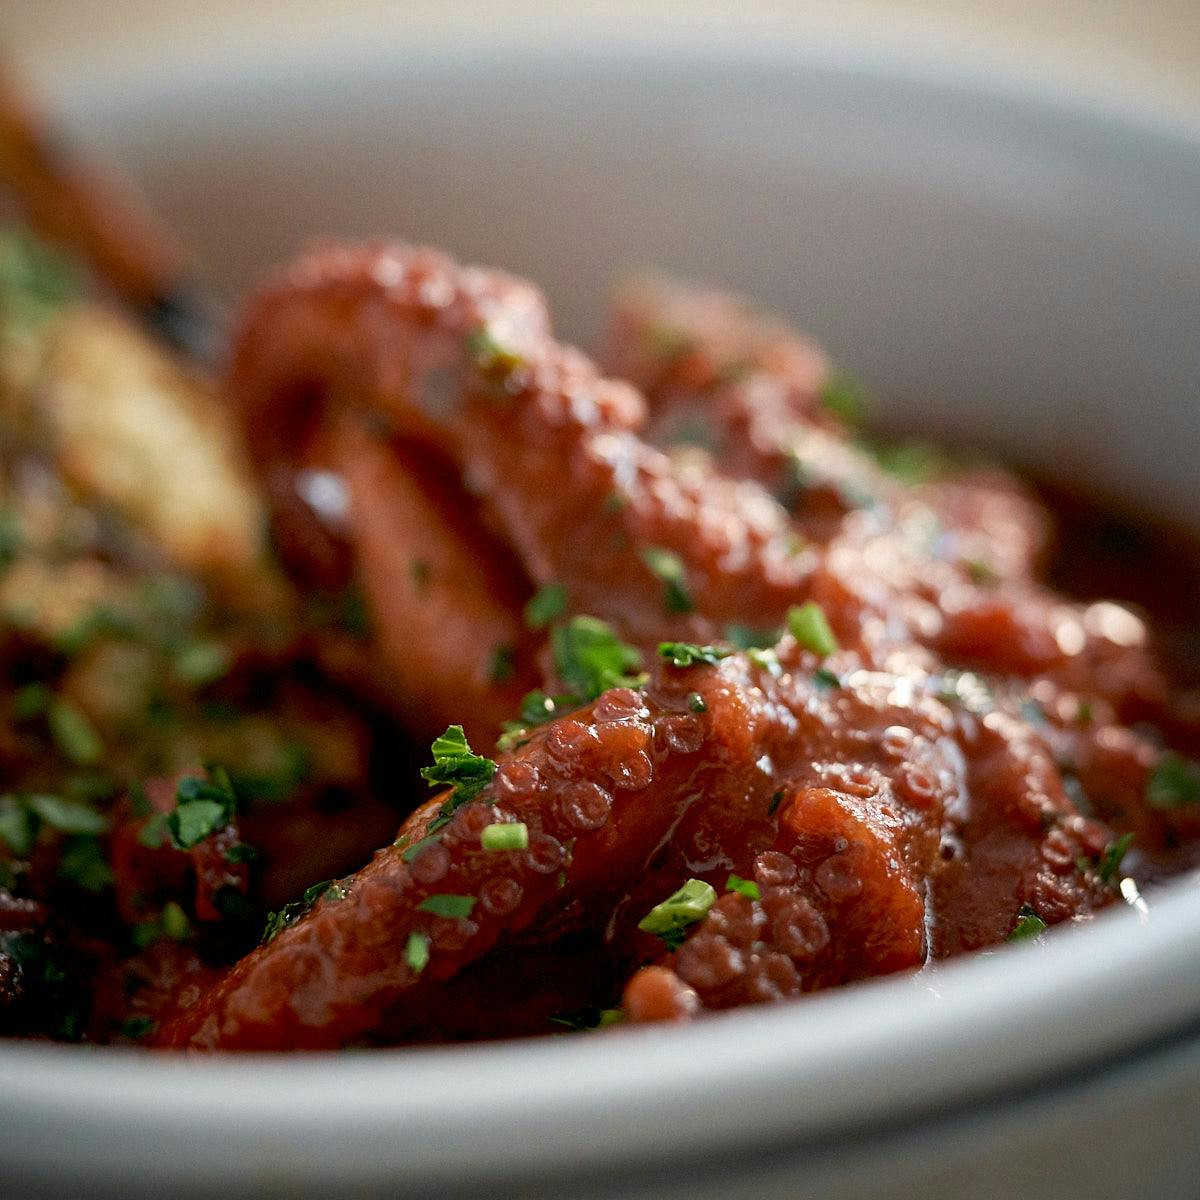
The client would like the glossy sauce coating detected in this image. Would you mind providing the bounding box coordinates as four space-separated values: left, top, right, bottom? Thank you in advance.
145 243 1200 1049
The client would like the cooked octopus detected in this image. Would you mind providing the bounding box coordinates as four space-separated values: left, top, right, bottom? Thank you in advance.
135 241 1200 1049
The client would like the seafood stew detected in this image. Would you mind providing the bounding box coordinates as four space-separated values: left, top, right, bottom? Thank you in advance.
1 232 1198 1049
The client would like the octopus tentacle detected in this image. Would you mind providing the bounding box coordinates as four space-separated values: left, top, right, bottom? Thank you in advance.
157 638 1107 1050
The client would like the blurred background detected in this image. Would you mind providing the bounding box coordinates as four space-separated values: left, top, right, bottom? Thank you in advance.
6 0 1200 118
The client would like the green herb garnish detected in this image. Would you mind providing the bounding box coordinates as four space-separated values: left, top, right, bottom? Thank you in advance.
550 1007 625 1032
119 1016 156 1040
787 601 839 657
400 833 441 863
467 326 525 376
261 878 345 943
172 640 231 687
819 369 870 427
641 547 693 614
57 835 114 892
551 616 643 700
637 878 717 950
487 643 517 684
421 726 499 836
418 893 477 919
1146 752 1200 811
524 583 568 628
658 642 730 669
26 794 108 836
47 699 103 766
1081 832 1135 884
725 873 761 902
725 623 780 651
1007 903 1047 941
165 771 238 850
421 725 497 818
812 667 841 691
0 228 82 330
687 692 707 714
480 822 529 852
405 930 431 976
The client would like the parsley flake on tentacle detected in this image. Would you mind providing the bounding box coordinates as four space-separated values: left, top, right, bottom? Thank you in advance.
421 726 498 834
261 878 347 943
725 873 761 902
658 642 730 668
551 616 643 700
638 878 717 950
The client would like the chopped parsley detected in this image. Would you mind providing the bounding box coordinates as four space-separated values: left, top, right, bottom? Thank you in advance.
11 682 50 720
136 901 193 948
551 616 643 700
812 667 841 691
405 930 431 975
119 1016 156 1040
27 794 108 836
1079 833 1135 884
687 692 707 714
725 623 780 651
0 795 35 856
550 1007 624 1032
725 873 761 902
0 792 108 857
163 770 238 850
0 227 82 330
819 369 870 428
487 643 517 684
1007 903 1047 941
640 547 693 614
466 326 525 377
172 639 231 687
421 725 498 833
400 833 441 863
1146 752 1200 811
262 878 346 943
868 438 949 485
418 894 477 919
746 646 781 674
524 583 568 628
46 699 103 766
57 834 114 892
965 557 999 586
658 642 730 669
767 789 785 816
421 726 497 806
937 670 993 714
480 822 529 852
637 878 717 950
160 901 192 942
787 602 839 657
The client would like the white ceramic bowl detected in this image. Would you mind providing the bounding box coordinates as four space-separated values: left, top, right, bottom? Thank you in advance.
4 15 1200 1200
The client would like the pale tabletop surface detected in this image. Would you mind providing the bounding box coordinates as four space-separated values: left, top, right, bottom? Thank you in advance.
4 0 1200 122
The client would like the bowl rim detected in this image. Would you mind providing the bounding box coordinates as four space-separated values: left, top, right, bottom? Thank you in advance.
5 23 1200 1191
